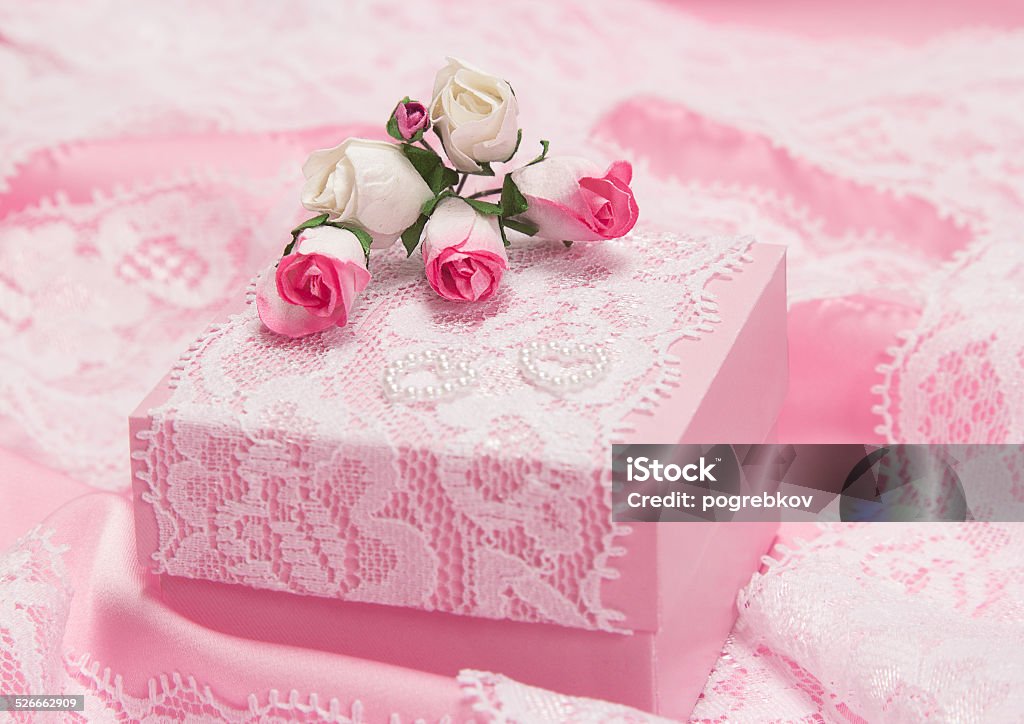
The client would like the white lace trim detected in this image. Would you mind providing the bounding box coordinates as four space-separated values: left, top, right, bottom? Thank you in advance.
65 652 449 724
457 670 675 724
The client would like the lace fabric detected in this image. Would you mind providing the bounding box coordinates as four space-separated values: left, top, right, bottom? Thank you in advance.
65 654 392 724
692 523 1024 723
3 510 1023 722
0 174 292 488
2 0 1024 482
2 1 1024 719
458 671 675 724
0 528 71 722
133 233 751 631
0 526 445 723
876 238 1024 445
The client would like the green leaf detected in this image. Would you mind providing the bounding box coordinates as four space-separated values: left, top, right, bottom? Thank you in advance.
562 240 574 248
502 217 539 236
421 189 454 217
290 213 330 238
438 165 460 190
284 213 331 254
401 214 429 257
387 96 411 141
501 129 523 163
386 114 403 142
401 143 458 194
498 219 511 247
500 174 529 217
463 197 503 216
526 140 550 167
473 161 495 177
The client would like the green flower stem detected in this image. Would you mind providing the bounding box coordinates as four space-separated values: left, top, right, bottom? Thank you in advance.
418 138 437 154
455 173 468 195
467 187 501 199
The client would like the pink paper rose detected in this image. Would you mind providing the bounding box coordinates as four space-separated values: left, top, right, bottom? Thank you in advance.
391 99 429 141
422 197 509 302
510 157 639 242
256 225 371 338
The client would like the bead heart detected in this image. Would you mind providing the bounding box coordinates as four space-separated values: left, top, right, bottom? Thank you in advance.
384 350 478 403
518 341 610 394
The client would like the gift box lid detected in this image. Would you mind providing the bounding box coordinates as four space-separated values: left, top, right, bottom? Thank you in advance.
130 234 787 634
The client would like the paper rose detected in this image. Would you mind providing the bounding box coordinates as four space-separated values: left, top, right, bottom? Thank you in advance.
256 225 371 338
257 58 641 338
388 98 429 142
510 157 639 242
301 138 434 248
429 57 521 174
422 197 509 302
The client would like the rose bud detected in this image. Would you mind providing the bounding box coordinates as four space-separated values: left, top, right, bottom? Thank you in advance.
510 157 639 242
256 226 371 338
422 197 509 302
389 98 430 142
301 138 433 249
429 57 520 173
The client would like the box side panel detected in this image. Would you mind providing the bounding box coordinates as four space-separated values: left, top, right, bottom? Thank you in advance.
653 246 787 717
654 523 779 717
160 574 658 711
604 245 787 632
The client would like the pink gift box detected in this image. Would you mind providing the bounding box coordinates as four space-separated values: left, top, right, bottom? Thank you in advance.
130 238 787 717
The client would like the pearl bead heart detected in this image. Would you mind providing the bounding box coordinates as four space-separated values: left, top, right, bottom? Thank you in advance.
518 341 610 393
383 350 478 403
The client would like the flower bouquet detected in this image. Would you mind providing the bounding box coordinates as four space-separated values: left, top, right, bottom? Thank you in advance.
258 57 639 338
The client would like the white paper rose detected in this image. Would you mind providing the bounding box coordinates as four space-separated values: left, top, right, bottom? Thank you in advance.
301 138 434 248
429 57 521 174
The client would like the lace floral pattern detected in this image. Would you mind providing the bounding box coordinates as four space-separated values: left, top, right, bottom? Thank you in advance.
876 238 1024 445
0 526 446 723
0 528 71 722
2 0 1024 481
0 175 291 488
692 523 1024 723
133 233 751 631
